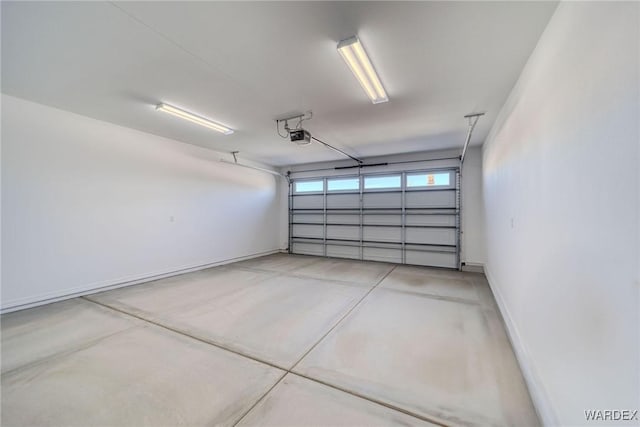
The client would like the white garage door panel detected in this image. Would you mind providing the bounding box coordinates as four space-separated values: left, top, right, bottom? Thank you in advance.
363 215 401 226
327 194 359 209
293 214 323 224
405 190 456 208
363 226 401 243
405 244 456 253
327 225 360 240
327 214 360 225
406 214 456 227
363 247 402 263
292 224 323 239
406 228 456 245
292 242 324 256
326 244 359 259
363 192 401 208
293 195 323 209
290 169 460 270
405 250 457 268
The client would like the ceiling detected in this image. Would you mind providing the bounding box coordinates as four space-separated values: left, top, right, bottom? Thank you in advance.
1 1 557 166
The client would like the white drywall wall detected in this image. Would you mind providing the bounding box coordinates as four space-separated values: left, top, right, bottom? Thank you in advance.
482 2 639 425
1 94 284 311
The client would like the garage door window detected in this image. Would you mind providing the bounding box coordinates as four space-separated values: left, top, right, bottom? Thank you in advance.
364 175 401 190
328 178 360 191
406 172 450 188
294 180 324 193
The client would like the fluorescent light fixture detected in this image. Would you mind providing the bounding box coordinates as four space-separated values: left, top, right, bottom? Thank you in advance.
156 103 234 135
337 36 388 104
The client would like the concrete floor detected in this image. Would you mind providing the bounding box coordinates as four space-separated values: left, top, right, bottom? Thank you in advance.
1 254 539 426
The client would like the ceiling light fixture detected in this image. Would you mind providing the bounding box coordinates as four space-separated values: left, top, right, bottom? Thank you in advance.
156 103 234 135
337 36 388 104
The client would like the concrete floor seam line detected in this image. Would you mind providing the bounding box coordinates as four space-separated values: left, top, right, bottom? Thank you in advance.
375 287 483 307
225 263 384 289
81 297 286 372
282 272 378 288
231 372 288 427
288 265 398 372
0 326 136 378
288 372 451 427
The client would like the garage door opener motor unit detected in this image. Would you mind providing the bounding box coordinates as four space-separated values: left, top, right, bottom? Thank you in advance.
276 112 363 164
289 129 311 144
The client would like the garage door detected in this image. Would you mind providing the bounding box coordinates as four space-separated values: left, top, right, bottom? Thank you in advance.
289 169 460 269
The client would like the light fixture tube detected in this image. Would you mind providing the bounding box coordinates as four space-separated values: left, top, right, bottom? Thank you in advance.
156 103 234 135
337 36 388 104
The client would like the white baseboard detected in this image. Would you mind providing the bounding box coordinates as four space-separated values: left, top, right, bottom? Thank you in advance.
1 249 280 314
484 265 557 426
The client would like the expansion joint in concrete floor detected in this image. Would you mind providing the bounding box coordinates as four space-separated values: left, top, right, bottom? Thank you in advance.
231 264 402 427
1 256 537 426
82 265 450 427
82 297 285 371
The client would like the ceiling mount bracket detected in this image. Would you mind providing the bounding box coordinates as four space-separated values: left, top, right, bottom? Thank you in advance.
460 112 485 165
275 111 313 131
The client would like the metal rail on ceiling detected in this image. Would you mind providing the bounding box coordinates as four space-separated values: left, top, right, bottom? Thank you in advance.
220 151 286 179
460 113 485 165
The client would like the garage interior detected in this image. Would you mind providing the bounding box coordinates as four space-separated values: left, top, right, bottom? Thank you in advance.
1 2 638 427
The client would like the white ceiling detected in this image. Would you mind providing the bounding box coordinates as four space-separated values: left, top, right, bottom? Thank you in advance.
1 1 557 166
